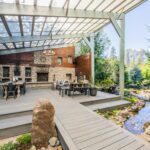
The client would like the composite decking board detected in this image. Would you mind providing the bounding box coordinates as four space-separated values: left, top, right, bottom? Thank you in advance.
81 133 130 150
76 129 124 149
88 100 131 110
66 119 106 130
68 120 109 134
101 136 136 150
0 89 150 149
0 115 32 129
74 126 117 143
119 141 144 150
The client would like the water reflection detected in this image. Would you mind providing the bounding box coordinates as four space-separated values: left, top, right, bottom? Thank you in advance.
124 102 150 134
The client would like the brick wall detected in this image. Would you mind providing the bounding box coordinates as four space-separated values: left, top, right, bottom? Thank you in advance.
75 53 91 80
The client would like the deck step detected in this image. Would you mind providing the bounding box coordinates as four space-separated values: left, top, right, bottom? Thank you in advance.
87 100 131 111
81 96 121 106
0 115 32 139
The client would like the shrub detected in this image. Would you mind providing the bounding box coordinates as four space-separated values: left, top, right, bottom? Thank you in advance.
142 79 150 86
0 142 16 150
100 78 114 87
16 133 31 145
124 96 139 103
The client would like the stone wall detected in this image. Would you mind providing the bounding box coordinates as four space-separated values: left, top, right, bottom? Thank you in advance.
0 65 75 84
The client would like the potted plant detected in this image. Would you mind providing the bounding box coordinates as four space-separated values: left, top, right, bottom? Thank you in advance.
89 76 97 96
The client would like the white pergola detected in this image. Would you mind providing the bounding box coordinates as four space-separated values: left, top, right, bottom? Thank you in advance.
0 0 146 97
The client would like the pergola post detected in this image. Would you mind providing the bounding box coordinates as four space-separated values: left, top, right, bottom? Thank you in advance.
83 35 95 84
109 13 125 98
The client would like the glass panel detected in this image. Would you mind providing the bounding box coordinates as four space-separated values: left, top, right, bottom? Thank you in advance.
96 0 114 11
86 0 104 10
46 17 57 23
68 22 80 31
67 18 76 23
0 0 15 3
24 41 30 47
6 43 14 49
0 18 8 37
35 17 45 23
77 0 92 10
19 0 34 5
21 16 32 22
105 0 124 12
34 23 43 35
31 41 38 47
3 66 10 78
0 44 6 50
43 23 53 32
61 23 72 30
69 0 80 9
15 42 23 48
57 17 67 23
44 40 51 45
25 67 31 77
42 32 49 35
37 0 51 6
112 0 131 12
52 0 66 8
22 22 32 35
37 41 44 46
117 0 141 13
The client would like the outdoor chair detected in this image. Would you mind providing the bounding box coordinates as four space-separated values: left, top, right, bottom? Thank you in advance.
59 81 70 97
20 82 26 95
7 82 16 99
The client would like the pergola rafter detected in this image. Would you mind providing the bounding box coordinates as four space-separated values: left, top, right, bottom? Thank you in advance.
0 3 124 20
0 0 146 98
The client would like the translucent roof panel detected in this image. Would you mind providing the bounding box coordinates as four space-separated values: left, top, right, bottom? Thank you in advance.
31 41 38 47
19 0 34 5
0 0 145 51
0 44 6 50
52 0 66 8
37 0 51 6
15 42 23 48
24 41 30 47
5 16 21 36
6 43 14 49
0 18 9 37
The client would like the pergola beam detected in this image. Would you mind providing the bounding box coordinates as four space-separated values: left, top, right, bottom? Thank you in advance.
0 3 124 20
110 13 125 98
83 35 95 84
0 33 91 44
0 43 74 55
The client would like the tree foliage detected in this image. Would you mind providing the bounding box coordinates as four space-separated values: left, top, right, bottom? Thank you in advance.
130 66 142 84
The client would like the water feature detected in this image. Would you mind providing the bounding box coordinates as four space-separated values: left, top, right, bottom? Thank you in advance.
124 102 150 134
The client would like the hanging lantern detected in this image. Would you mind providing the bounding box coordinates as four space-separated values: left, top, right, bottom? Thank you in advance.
43 46 55 56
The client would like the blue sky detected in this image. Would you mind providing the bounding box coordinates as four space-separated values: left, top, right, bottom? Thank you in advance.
103 1 150 54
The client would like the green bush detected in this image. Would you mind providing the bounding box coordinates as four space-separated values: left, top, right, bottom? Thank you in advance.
16 133 31 145
142 79 150 86
100 78 114 87
124 96 139 103
0 142 16 150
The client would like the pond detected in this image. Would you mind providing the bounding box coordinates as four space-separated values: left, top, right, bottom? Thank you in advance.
124 102 150 134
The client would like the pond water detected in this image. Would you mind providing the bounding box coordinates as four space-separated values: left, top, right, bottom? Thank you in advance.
124 102 150 134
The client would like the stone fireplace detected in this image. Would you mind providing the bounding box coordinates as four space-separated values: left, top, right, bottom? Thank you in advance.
37 72 48 82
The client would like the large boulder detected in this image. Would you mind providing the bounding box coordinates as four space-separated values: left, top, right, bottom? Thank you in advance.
31 99 57 148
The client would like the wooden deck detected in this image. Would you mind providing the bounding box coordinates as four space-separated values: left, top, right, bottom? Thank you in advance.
0 88 150 150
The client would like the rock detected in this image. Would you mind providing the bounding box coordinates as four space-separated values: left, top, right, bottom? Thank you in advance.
49 137 59 147
29 145 36 150
32 99 57 148
56 146 63 150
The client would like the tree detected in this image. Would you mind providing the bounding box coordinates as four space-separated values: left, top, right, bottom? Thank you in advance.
94 31 111 84
130 66 142 84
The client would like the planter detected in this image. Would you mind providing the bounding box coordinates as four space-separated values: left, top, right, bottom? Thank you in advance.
90 87 97 96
